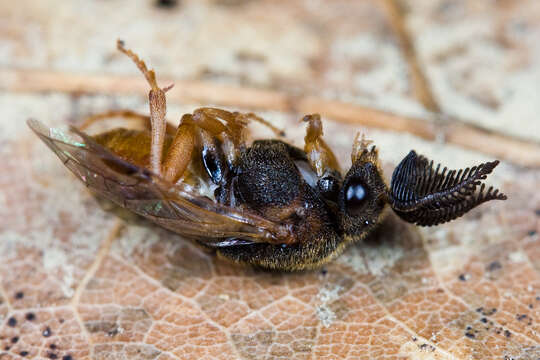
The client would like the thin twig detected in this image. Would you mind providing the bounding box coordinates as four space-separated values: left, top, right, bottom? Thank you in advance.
375 0 540 168
378 0 440 113
1 68 539 167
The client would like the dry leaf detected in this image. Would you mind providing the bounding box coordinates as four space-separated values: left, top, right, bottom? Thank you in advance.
1 0 539 359
0 94 538 359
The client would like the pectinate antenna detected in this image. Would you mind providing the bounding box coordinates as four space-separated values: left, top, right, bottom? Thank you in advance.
388 151 507 226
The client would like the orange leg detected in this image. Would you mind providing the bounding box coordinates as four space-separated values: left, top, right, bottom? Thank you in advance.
190 107 251 167
190 107 285 165
79 109 177 135
117 42 282 184
161 114 196 183
192 108 248 168
117 40 173 176
302 114 341 177
193 108 246 146
118 41 201 184
193 107 285 145
161 108 245 184
236 112 286 137
163 112 234 184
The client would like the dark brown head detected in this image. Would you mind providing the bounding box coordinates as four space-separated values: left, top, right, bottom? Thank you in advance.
338 133 507 239
338 139 388 239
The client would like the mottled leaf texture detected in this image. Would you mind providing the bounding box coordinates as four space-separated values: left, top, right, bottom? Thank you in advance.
1 95 539 360
1 0 540 359
389 151 507 226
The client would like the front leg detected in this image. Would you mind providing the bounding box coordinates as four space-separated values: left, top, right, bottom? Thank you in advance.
302 114 342 201
162 109 243 184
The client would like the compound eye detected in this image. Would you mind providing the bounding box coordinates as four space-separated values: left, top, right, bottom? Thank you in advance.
318 175 340 202
345 181 367 215
202 147 226 184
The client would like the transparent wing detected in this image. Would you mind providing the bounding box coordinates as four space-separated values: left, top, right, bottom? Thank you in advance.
28 119 294 246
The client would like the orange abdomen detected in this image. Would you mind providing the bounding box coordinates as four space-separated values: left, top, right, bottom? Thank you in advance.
93 128 172 170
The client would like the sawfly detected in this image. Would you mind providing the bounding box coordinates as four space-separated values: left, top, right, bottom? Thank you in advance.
28 41 507 270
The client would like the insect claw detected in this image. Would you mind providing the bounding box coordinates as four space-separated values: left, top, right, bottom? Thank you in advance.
302 113 321 123
163 83 175 92
117 39 161 92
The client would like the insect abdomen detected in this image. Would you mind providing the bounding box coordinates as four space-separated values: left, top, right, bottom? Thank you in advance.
93 128 172 169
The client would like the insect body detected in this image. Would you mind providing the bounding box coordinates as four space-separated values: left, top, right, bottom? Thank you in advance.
28 41 507 270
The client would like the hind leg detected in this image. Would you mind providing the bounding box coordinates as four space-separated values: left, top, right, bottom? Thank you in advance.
79 109 177 135
160 108 244 184
116 41 233 185
232 111 286 137
117 40 173 176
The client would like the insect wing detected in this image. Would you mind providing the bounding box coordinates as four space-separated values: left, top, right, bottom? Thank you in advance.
27 119 292 245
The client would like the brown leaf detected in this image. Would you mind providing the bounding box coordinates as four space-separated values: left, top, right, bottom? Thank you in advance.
1 0 540 359
1 93 539 359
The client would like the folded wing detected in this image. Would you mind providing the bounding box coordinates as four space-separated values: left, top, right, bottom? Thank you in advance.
28 119 293 246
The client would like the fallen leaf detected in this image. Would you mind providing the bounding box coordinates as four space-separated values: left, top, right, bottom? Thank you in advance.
1 0 539 359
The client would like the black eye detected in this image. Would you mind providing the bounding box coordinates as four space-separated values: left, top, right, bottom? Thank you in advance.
318 175 340 201
345 181 367 214
202 148 226 184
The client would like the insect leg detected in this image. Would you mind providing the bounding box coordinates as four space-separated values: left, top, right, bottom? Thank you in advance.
117 40 173 176
191 108 246 166
303 114 341 176
194 107 285 139
191 108 230 136
79 109 176 135
234 112 285 137
302 114 343 200
193 108 246 146
161 112 232 184
162 114 197 183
